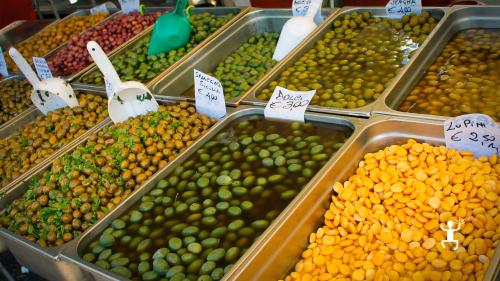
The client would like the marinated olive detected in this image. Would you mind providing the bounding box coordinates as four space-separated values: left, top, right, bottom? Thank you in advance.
0 93 108 188
398 29 499 120
81 116 351 280
0 102 215 247
257 11 440 109
81 13 234 85
0 79 32 125
4 13 108 72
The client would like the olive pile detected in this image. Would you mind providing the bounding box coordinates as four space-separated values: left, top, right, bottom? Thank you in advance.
81 13 234 85
0 79 32 125
209 32 278 99
4 13 108 72
398 29 499 121
0 93 108 188
48 12 162 76
257 12 439 109
0 102 215 247
81 116 350 280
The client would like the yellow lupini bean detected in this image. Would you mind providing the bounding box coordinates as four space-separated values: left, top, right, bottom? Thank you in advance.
280 140 499 281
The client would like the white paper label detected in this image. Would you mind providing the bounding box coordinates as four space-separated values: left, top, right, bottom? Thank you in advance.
0 47 8 77
119 0 140 14
264 86 315 122
292 0 323 25
32 57 53 80
385 0 422 19
104 77 114 99
90 3 109 14
194 69 226 120
444 114 500 158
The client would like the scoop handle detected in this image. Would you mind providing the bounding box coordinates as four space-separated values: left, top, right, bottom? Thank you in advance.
305 0 321 19
174 0 189 16
86 41 122 92
8 47 42 88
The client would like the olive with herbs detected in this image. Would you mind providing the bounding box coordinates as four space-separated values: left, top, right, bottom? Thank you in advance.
0 102 216 247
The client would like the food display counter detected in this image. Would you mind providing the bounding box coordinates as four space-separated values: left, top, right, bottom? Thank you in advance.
0 3 497 281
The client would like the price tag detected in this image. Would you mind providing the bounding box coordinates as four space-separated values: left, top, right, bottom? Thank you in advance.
264 86 315 122
292 0 323 25
385 0 422 19
104 77 115 99
0 47 9 77
194 69 226 120
90 3 109 14
444 114 500 158
32 57 53 80
119 0 140 14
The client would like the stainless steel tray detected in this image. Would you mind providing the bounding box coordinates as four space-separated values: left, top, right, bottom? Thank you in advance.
0 99 232 281
42 7 168 82
149 8 336 107
226 115 500 281
59 106 364 281
242 6 448 118
0 89 110 194
5 3 117 75
72 7 248 91
0 75 36 131
373 5 500 122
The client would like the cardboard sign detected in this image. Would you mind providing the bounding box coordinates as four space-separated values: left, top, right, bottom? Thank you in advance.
194 69 226 120
264 86 315 122
32 57 53 80
444 114 500 158
385 0 422 19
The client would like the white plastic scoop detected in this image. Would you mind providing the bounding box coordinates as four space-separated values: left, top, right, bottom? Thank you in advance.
272 0 322 61
9 47 78 115
86 41 159 123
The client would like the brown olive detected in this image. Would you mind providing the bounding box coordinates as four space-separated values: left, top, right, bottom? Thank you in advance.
0 102 215 247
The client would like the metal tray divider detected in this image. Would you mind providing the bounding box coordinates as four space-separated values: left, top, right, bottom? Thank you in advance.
58 106 364 281
372 5 500 122
224 115 500 280
241 7 449 118
148 8 337 107
73 7 249 92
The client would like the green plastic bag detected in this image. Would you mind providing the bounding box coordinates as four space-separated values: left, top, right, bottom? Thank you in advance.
147 0 191 55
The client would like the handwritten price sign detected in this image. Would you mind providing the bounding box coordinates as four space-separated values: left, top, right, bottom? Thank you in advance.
264 86 315 122
194 69 226 120
292 0 323 25
32 57 53 80
444 114 499 158
119 0 140 14
0 47 8 77
385 0 422 19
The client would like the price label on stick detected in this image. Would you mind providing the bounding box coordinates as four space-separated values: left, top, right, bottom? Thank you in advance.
264 86 315 122
90 3 109 14
385 0 422 19
104 77 115 99
0 47 9 77
119 0 140 14
292 0 323 25
32 57 53 80
194 69 226 120
444 114 500 158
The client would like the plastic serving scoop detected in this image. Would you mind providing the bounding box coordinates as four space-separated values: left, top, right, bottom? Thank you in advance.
147 0 191 55
87 41 159 123
272 0 322 61
8 47 78 115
